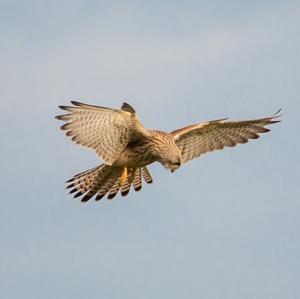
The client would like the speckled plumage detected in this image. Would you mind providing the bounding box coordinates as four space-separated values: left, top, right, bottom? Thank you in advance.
56 101 281 201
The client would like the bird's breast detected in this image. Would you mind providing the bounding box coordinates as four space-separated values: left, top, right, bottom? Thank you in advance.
113 144 156 168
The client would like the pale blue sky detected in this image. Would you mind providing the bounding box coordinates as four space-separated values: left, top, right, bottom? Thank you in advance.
1 1 299 298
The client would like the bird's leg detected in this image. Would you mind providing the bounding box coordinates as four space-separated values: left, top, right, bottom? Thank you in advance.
120 167 128 185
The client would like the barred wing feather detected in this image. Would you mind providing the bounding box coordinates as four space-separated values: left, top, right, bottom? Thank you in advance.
56 101 149 165
172 110 281 163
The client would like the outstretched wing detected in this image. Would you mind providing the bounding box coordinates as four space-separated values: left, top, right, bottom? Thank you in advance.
56 101 149 165
172 110 281 163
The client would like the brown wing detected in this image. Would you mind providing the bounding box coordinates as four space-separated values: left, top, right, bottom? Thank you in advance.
172 110 281 163
56 101 150 165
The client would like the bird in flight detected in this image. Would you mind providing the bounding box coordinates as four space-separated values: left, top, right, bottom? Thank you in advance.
56 101 281 202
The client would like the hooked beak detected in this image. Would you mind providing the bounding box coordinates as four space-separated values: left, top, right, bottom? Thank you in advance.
170 161 181 173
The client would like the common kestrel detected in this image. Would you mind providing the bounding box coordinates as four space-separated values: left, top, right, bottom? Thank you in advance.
56 101 281 201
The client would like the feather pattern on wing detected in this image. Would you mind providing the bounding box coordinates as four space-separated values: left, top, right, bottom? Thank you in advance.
172 110 281 163
55 101 149 165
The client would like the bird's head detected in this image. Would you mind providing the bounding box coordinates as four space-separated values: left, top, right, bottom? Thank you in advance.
151 130 183 173
161 144 182 173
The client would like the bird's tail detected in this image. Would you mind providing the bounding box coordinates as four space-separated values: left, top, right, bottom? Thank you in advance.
66 164 153 202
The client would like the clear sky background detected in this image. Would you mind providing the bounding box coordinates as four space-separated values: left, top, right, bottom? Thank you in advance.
1 1 299 298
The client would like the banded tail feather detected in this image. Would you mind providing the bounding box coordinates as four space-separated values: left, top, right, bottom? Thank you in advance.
65 165 153 202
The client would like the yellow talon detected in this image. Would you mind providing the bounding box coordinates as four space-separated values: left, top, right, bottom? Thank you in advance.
120 167 128 185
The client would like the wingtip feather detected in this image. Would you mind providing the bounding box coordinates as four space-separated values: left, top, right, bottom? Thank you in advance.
70 100 84 106
121 102 135 114
74 191 83 198
269 108 283 121
58 105 70 110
